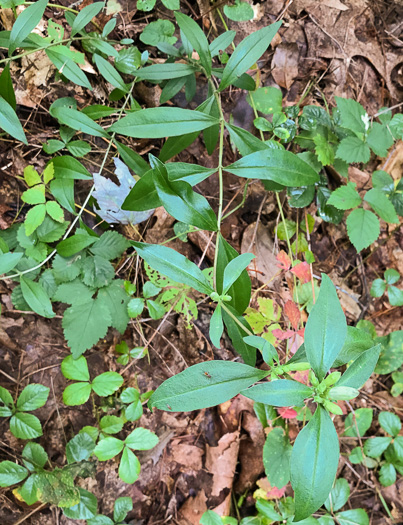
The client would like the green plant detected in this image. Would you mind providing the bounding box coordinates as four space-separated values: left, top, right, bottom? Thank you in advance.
0 384 49 439
0 2 402 521
370 268 403 306
87 496 133 525
351 411 403 487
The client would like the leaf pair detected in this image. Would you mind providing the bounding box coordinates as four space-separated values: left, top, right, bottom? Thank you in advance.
62 355 123 406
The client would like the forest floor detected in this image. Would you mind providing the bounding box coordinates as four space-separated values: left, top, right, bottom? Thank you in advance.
1 0 403 524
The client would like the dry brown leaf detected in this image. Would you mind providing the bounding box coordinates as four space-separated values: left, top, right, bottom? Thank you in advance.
205 431 240 499
170 440 204 470
241 223 279 285
271 43 299 89
179 489 207 525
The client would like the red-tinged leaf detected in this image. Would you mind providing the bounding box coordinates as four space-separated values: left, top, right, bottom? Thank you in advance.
297 328 305 338
336 401 347 415
272 328 295 340
291 262 311 283
284 300 301 330
278 407 298 419
290 370 310 385
276 250 291 270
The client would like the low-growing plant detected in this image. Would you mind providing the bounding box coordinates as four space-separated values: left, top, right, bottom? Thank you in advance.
0 1 402 522
370 268 403 306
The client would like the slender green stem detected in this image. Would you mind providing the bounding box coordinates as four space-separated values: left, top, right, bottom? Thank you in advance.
221 303 253 336
2 83 136 282
24 2 79 13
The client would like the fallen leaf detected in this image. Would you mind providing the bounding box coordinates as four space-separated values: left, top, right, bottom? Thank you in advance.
206 431 240 502
271 43 299 89
284 300 301 330
291 262 311 283
241 223 280 285
170 441 204 470
277 407 298 419
276 250 291 270
256 477 287 499
93 158 154 225
179 489 207 525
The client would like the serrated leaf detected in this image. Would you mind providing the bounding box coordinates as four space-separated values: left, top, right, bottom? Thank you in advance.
66 432 95 463
367 122 394 157
97 280 130 333
46 201 64 222
114 496 133 523
52 254 82 282
35 469 79 507
379 411 401 437
346 208 380 252
10 412 43 439
327 183 362 210
324 478 349 513
91 372 123 397
118 447 140 484
17 384 49 411
54 279 94 305
0 461 28 487
63 487 97 520
336 137 370 163
149 361 267 412
99 415 123 435
336 509 369 525
124 427 158 450
25 204 46 236
61 355 90 382
81 255 114 288
363 436 392 458
0 251 23 274
62 297 112 358
63 382 92 406
343 407 373 438
90 231 129 260
364 188 399 223
335 97 367 134
379 463 396 487
263 428 292 489
370 279 386 297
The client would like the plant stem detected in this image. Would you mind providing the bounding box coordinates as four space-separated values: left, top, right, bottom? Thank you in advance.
221 303 253 336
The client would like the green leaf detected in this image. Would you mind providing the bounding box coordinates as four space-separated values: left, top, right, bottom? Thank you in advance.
219 22 282 91
54 279 94 305
63 382 92 406
53 107 109 138
371 279 386 297
209 305 223 348
82 255 114 288
63 297 112 358
0 386 14 416
114 496 133 523
8 0 48 55
0 461 28 487
335 344 381 389
327 183 362 210
125 427 158 450
92 372 123 397
225 122 270 156
22 187 46 205
20 276 55 318
343 408 373 438
0 251 23 274
346 208 380 252
99 415 123 435
66 140 91 158
241 379 312 407
0 64 16 109
135 63 196 81
388 285 403 306
147 299 165 320
17 384 49 411
379 411 401 437
149 361 267 412
61 355 90 382
385 269 400 285
63 488 97 520
46 49 92 89
263 427 291 488
160 77 187 105
216 235 251 313
367 122 394 157
364 188 399 223
140 19 176 46
98 280 130 333
324 478 349 513
255 501 283 522
222 253 254 294
225 149 319 186
10 412 43 439
46 201 64 223
304 274 347 381
336 509 369 525
24 204 46 236
115 140 149 176
379 463 396 487
66 432 95 463
118 447 140 484
50 156 92 180
375 331 403 374
115 47 141 74
291 406 340 521
70 2 104 37
313 134 335 166
363 436 392 458
110 107 219 138
248 86 282 115
222 306 256 366
133 242 214 295
93 53 128 91
159 131 199 162
175 12 211 75
335 97 367 134
94 437 124 460
18 476 39 506
224 0 254 22
127 297 145 318
56 234 96 257
209 31 236 57
336 137 370 163
150 156 217 231
43 139 65 154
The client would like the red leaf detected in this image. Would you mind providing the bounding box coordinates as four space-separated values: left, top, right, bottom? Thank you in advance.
290 370 310 385
276 250 291 270
267 485 287 499
291 262 311 284
277 407 297 419
272 328 295 340
284 300 301 330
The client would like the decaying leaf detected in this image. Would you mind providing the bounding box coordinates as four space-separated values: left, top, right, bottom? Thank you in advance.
93 158 154 225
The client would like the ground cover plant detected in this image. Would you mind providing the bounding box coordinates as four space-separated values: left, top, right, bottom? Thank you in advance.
0 1 402 523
